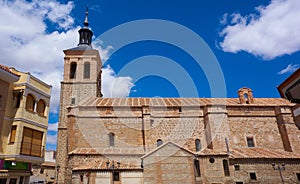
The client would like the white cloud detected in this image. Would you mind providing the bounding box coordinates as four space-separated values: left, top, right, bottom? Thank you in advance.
0 0 135 151
278 64 299 75
46 122 58 147
102 65 135 97
219 0 300 60
93 40 114 62
48 122 58 131
0 0 77 113
0 0 134 115
46 134 57 145
38 1 74 29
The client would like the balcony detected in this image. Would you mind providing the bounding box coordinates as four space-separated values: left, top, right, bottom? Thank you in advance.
4 142 44 159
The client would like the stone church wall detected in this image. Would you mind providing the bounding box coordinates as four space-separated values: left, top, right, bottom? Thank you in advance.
227 116 284 149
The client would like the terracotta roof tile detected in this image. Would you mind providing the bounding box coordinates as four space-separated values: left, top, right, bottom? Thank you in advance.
197 148 228 156
142 141 195 159
77 97 293 107
230 148 300 159
72 159 142 171
41 161 56 167
0 64 19 77
69 147 144 155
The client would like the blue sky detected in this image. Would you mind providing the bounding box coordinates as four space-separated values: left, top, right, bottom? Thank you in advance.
0 0 299 150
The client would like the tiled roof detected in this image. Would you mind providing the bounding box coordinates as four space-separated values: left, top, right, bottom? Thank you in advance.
197 148 228 156
0 64 19 77
230 148 300 159
72 159 142 171
78 97 293 107
41 161 56 167
69 147 145 155
142 141 195 159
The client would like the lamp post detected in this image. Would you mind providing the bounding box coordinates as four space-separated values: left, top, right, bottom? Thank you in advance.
272 162 285 184
106 160 120 184
55 165 60 184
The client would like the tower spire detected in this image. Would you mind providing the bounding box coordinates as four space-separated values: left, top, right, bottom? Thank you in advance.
84 7 89 27
78 7 93 47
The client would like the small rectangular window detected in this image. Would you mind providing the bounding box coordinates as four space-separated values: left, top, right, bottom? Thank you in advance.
234 164 240 171
195 139 201 152
53 151 57 159
249 172 257 180
178 107 182 113
71 98 76 105
9 178 17 184
223 160 230 176
19 176 23 184
84 62 90 79
113 172 119 181
150 119 154 127
247 137 255 147
109 133 115 147
70 62 77 79
9 126 17 143
194 159 201 177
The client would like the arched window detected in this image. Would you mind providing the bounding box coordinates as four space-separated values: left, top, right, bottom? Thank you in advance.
109 133 114 147
238 88 254 104
157 139 163 147
195 139 201 152
70 62 77 79
83 62 90 79
244 93 249 104
37 100 46 116
26 94 35 112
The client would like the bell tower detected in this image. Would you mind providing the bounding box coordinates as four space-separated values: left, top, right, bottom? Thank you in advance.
62 8 102 104
56 8 102 183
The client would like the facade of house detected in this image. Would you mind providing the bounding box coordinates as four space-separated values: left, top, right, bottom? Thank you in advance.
0 65 52 184
30 150 57 184
56 12 300 184
277 68 300 128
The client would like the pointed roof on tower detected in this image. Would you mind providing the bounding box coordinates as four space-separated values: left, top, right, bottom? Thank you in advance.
78 7 93 46
65 7 95 51
84 7 89 27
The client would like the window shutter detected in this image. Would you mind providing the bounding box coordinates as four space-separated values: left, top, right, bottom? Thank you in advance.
9 126 17 143
32 131 43 157
21 128 32 155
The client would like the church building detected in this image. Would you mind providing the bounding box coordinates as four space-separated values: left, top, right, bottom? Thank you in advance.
56 11 300 184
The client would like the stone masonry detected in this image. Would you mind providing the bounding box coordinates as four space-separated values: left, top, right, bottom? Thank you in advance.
56 11 300 184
